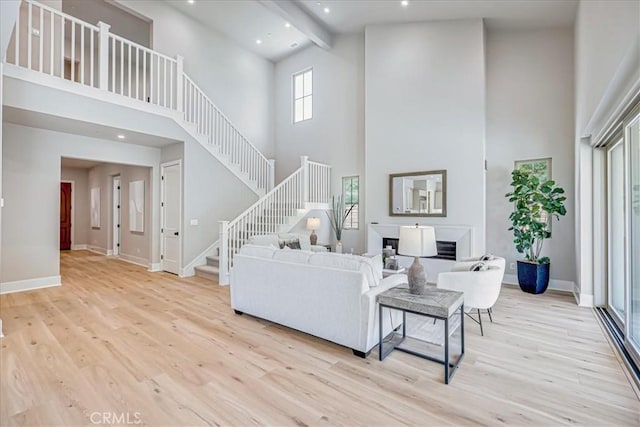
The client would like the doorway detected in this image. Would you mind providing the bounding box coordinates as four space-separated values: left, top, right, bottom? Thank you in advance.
113 176 121 256
60 182 73 250
161 161 181 275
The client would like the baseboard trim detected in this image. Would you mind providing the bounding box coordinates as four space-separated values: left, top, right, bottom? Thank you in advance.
148 263 162 272
0 276 62 295
71 244 88 250
503 273 575 293
87 246 113 256
118 253 150 269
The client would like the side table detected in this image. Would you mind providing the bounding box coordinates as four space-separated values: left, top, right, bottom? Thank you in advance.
377 284 465 384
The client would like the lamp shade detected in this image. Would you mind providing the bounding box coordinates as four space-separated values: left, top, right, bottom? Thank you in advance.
306 217 321 231
398 225 437 257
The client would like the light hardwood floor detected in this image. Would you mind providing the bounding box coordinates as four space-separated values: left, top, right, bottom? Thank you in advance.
1 251 638 426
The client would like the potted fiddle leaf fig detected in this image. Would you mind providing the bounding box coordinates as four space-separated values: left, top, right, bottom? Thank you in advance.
506 169 567 294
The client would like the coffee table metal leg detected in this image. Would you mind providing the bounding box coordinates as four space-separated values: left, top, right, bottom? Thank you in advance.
444 316 450 384
402 311 406 338
461 304 465 356
379 304 383 361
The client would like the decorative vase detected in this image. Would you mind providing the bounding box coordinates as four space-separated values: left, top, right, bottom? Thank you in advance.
335 241 343 253
517 261 550 294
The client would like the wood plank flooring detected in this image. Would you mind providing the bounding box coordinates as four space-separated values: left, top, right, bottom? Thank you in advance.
0 250 638 426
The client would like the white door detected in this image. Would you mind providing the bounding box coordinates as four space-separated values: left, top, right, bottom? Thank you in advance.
161 162 181 274
113 177 121 256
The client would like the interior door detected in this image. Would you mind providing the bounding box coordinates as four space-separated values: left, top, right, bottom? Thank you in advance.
60 182 72 250
161 162 181 274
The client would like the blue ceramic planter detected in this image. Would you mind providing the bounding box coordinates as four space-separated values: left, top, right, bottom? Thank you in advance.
517 261 550 294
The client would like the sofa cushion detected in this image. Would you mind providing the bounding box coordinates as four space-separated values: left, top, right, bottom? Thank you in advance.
309 252 363 272
273 249 313 264
239 244 276 259
247 234 280 247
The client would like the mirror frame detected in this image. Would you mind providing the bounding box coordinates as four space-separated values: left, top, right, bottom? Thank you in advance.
388 170 447 217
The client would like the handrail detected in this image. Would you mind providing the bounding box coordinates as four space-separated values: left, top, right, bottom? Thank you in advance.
108 32 177 64
23 0 99 30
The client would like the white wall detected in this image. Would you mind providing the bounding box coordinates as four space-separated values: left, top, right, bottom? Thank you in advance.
182 137 258 264
364 20 487 255
115 0 275 158
61 167 89 247
486 28 575 288
87 163 152 266
274 34 365 251
574 0 640 305
1 123 161 284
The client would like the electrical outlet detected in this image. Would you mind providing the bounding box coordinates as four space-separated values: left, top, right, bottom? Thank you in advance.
510 262 516 270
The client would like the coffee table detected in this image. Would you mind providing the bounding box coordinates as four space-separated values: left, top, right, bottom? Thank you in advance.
377 284 465 384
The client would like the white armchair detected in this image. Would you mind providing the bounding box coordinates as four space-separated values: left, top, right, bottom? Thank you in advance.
436 265 503 336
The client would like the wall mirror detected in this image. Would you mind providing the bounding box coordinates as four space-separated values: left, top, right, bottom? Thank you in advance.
389 170 447 217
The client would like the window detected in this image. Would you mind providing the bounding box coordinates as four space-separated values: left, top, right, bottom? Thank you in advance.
343 176 359 230
293 68 312 123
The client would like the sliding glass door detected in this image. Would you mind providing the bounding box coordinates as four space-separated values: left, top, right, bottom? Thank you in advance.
628 115 640 362
608 139 625 327
605 105 640 366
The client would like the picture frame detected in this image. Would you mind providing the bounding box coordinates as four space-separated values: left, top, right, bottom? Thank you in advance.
90 187 100 228
129 180 145 233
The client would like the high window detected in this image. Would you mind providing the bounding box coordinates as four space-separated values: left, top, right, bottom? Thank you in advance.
343 176 359 230
293 68 312 123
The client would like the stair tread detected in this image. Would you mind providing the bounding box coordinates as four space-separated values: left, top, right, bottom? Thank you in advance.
195 265 219 274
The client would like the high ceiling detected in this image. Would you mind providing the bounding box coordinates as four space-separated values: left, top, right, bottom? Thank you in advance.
163 0 578 62
165 0 312 62
297 0 579 33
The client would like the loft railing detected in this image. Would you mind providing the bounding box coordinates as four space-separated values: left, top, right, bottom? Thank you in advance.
4 0 274 194
218 156 331 285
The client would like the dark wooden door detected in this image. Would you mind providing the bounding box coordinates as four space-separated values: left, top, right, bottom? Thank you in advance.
60 183 72 250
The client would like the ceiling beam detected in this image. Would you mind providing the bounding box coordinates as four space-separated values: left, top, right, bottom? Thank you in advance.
258 0 333 50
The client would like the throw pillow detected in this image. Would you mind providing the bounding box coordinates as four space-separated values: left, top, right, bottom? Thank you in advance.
279 238 301 250
470 261 488 272
479 253 495 261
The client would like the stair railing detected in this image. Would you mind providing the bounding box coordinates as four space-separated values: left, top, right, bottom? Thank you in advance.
5 0 274 194
218 156 331 285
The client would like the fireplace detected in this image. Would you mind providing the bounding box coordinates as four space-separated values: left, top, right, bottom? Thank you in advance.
382 237 457 261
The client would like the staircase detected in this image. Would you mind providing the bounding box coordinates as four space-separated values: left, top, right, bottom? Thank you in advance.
5 0 274 197
3 0 332 283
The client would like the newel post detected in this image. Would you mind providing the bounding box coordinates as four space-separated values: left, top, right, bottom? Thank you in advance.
301 155 309 203
219 221 230 285
97 21 110 91
176 55 184 114
268 159 276 191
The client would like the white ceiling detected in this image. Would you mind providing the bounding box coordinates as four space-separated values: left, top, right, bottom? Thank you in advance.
164 0 313 62
297 0 579 33
3 107 181 148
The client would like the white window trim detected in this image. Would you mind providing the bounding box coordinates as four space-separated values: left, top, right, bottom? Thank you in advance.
292 67 313 124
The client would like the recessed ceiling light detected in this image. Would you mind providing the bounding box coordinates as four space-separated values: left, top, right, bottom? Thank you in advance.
324 7 330 13
187 0 195 4
285 22 291 28
117 134 125 139
256 39 262 45
401 0 409 6
316 2 321 5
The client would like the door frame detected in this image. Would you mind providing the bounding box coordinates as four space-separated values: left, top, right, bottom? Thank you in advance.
112 176 121 256
160 160 182 274
60 180 75 250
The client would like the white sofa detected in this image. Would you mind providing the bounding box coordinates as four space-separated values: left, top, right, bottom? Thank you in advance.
230 245 407 356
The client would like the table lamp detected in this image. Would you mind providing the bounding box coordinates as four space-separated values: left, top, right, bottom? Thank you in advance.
398 224 438 294
306 217 321 245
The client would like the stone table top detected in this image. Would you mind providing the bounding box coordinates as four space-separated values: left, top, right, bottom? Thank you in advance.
377 284 464 318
